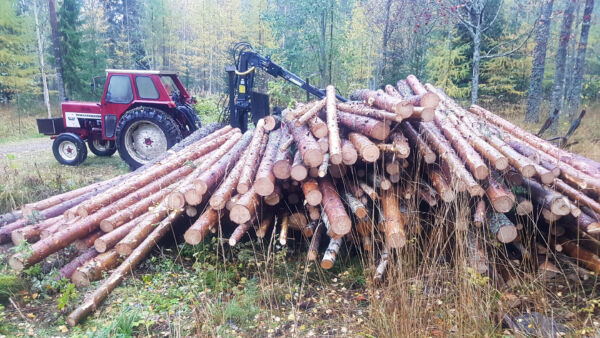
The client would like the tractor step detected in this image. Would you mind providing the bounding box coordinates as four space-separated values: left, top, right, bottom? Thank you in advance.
37 118 65 136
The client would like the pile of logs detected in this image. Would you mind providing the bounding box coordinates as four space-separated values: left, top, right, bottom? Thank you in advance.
2 75 600 326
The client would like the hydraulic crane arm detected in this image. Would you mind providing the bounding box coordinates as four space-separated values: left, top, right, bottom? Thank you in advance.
226 49 346 131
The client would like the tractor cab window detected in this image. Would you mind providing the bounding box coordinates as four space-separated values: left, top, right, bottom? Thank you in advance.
160 76 179 97
106 75 133 104
135 76 159 99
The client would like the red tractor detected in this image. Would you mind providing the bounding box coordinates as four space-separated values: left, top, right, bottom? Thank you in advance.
36 70 201 169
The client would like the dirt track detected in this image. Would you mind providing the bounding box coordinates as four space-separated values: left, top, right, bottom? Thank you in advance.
0 138 52 157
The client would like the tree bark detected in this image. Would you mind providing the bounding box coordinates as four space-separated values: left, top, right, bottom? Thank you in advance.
184 208 220 245
48 0 66 101
526 0 555 123
290 151 308 181
336 102 401 122
400 122 436 164
381 188 407 248
254 129 283 196
71 250 120 287
94 217 140 252
319 178 351 237
288 123 323 168
230 187 260 225
567 0 595 121
405 75 441 108
337 111 390 141
348 132 380 163
350 89 412 117
237 120 267 194
549 0 578 131
326 86 343 164
302 179 322 206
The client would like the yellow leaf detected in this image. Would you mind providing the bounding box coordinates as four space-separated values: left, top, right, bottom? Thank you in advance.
59 325 68 333
32 293 38 299
26 313 36 319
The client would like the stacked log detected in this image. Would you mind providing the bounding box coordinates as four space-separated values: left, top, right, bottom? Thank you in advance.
2 75 599 326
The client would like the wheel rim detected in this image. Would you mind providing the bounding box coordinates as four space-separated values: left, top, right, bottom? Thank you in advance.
92 139 111 152
124 121 167 164
58 140 78 161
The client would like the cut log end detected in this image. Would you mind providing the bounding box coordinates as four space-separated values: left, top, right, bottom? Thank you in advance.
521 164 537 178
237 183 250 195
230 205 251 225
255 178 275 197
71 270 91 287
184 189 203 206
361 145 380 162
491 196 515 213
496 226 517 243
167 193 186 210
290 166 308 181
473 166 489 181
8 255 25 271
551 198 572 216
303 149 324 168
494 157 509 171
421 92 440 109
99 220 115 233
320 260 335 270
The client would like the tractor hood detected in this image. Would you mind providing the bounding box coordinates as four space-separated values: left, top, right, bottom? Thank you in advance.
61 101 102 114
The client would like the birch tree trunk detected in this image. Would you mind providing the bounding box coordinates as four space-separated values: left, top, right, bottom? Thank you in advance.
567 0 595 121
33 0 51 117
48 0 66 102
525 0 554 123
549 0 577 132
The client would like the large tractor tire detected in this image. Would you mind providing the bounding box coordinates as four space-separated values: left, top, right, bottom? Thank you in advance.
116 107 182 169
52 133 88 166
88 139 117 157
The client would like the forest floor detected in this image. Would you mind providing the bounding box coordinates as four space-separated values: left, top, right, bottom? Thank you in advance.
0 104 598 336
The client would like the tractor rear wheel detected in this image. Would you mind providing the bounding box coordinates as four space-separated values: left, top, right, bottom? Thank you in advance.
116 107 182 169
52 133 88 166
88 139 116 157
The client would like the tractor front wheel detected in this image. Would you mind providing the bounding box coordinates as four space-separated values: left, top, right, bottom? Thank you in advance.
52 133 88 166
116 107 182 169
88 139 117 157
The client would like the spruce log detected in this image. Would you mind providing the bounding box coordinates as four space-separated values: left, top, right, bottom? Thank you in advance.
273 142 292 180
486 177 515 213
289 123 323 168
340 139 358 165
254 129 283 196
66 209 183 326
94 218 140 253
349 132 379 162
264 186 281 206
561 212 600 234
319 178 352 237
285 101 318 122
559 238 600 274
488 212 518 243
336 102 401 122
74 230 103 251
230 187 260 225
396 79 414 97
11 215 62 245
71 250 120 287
237 120 268 194
399 122 436 164
326 86 343 164
184 208 220 245
279 214 289 246
302 179 322 206
194 131 254 195
381 189 407 248
75 127 236 217
263 114 281 131
288 211 308 230
411 106 435 122
515 196 534 216
337 111 390 141
473 199 486 227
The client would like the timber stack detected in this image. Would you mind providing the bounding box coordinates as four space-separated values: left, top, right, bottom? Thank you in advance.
1 75 600 326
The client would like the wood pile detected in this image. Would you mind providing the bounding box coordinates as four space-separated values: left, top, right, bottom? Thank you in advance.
2 76 600 326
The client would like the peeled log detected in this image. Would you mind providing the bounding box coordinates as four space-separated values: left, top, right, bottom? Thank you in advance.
195 131 253 195
289 123 323 168
255 211 273 238
230 187 260 225
486 177 515 213
319 178 352 237
349 132 379 163
237 120 268 194
290 151 308 181
254 129 283 196
381 189 407 248
302 179 322 206
399 122 436 164
488 212 518 243
71 250 120 287
67 209 183 326
184 208 220 245
337 111 390 141
95 218 140 253
337 102 401 122
326 86 343 164
350 89 412 118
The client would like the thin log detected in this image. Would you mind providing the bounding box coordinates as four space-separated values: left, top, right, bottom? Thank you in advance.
71 250 120 287
230 187 260 225
326 86 343 164
307 222 324 261
296 99 326 126
209 149 251 210
291 151 308 181
486 177 515 213
381 189 407 248
405 75 440 108
184 208 220 245
255 212 273 239
237 121 268 194
337 111 390 141
57 248 98 280
74 230 103 251
229 222 252 246
428 168 455 203
399 122 436 164
473 199 486 227
350 89 412 117
94 218 140 253
488 212 518 243
559 238 600 274
289 123 323 168
308 116 328 139
307 205 321 221
302 179 323 206
321 236 343 269
515 196 534 216
254 129 283 196
319 178 352 237
349 132 380 162
279 214 289 246
343 193 368 219
337 102 401 122
263 114 281 131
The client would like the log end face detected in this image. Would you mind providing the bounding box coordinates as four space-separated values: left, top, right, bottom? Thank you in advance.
362 145 380 163
167 192 186 210
551 198 572 216
474 166 489 181
255 178 275 197
306 191 323 206
184 189 203 206
230 206 251 225
290 166 308 181
8 254 25 271
320 259 334 270
419 107 435 122
115 243 133 256
331 216 352 237
71 271 91 288
492 196 515 214
494 158 509 171
304 149 324 168
94 239 108 253
99 220 115 233
330 153 343 165
497 226 518 243
422 93 440 109
521 165 537 178
184 229 203 246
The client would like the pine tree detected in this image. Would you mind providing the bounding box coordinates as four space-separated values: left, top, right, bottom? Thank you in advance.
0 0 37 102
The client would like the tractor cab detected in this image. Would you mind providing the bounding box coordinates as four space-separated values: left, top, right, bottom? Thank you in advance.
37 70 201 169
